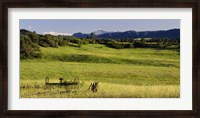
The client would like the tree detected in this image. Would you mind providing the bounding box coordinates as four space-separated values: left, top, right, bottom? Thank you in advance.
20 34 42 59
90 33 95 44
86 35 90 39
141 38 145 43
27 31 39 43
90 33 95 39
156 39 163 48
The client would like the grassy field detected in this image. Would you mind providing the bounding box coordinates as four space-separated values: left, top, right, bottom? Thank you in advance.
20 44 180 98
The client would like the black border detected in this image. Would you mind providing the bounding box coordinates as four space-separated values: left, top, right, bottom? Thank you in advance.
0 0 199 118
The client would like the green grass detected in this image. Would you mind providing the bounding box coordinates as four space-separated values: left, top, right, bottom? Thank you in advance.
20 44 180 98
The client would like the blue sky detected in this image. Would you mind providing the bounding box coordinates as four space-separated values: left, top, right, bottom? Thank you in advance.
20 19 180 35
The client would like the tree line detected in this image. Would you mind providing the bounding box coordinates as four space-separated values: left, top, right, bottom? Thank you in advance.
20 29 180 59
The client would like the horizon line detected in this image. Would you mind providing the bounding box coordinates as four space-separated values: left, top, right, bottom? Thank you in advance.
20 28 180 36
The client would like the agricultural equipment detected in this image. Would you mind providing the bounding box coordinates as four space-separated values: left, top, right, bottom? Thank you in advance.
45 76 79 86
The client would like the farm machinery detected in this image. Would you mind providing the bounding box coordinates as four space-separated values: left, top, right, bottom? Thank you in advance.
45 76 79 86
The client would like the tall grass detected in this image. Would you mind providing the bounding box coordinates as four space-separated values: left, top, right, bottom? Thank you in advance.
20 80 180 98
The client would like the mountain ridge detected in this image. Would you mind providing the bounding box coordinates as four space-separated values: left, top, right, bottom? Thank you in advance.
73 29 180 39
20 29 180 39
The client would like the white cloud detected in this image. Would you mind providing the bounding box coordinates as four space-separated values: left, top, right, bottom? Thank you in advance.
44 31 72 36
28 26 32 30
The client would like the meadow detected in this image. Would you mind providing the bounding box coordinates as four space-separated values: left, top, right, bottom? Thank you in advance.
20 44 180 98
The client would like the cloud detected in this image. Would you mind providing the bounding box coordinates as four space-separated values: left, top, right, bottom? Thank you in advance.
28 26 32 30
44 31 72 36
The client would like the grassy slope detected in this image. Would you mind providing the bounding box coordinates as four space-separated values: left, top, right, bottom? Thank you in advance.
20 44 180 98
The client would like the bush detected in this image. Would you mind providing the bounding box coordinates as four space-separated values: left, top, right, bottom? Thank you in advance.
20 34 42 59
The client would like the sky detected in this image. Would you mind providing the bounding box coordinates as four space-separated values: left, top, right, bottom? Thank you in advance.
20 19 180 36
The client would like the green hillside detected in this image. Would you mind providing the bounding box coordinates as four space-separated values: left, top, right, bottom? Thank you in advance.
20 44 180 98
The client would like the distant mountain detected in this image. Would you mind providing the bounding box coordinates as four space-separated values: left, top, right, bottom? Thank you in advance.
92 30 109 36
73 29 180 39
20 29 32 34
97 31 138 39
73 32 89 38
136 29 180 39
73 30 109 38
21 28 180 39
